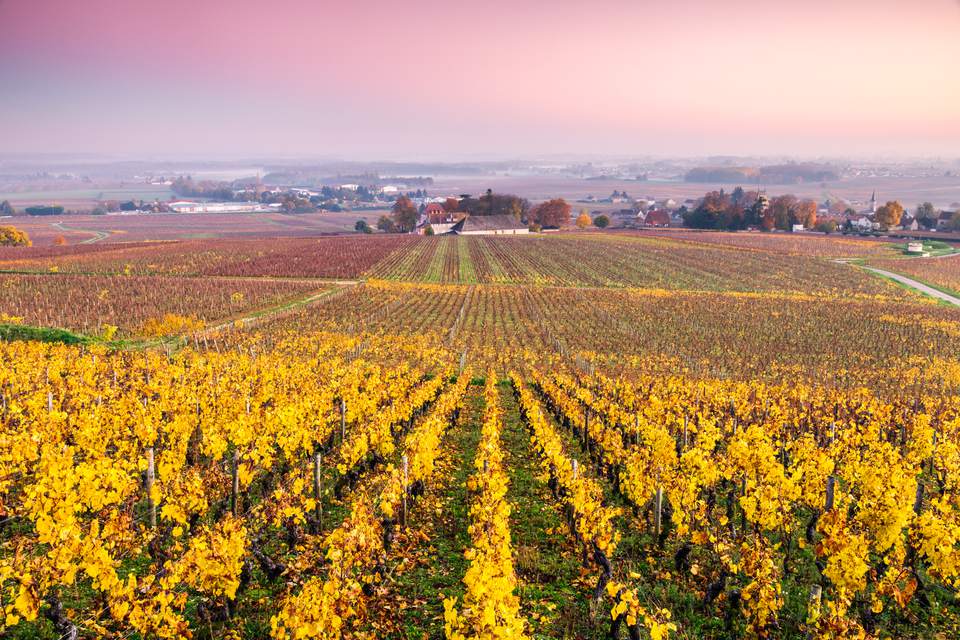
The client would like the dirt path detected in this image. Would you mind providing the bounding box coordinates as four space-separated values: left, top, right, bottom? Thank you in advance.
196 281 359 337
51 221 110 244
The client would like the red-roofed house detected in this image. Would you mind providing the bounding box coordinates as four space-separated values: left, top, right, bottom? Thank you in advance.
643 209 671 227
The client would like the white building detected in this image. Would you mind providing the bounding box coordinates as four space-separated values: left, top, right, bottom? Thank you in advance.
168 201 266 214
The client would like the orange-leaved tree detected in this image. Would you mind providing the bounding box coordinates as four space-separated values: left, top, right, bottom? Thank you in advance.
875 201 904 228
532 198 572 228
392 196 418 233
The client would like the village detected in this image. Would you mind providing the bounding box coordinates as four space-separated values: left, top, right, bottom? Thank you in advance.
3 173 958 239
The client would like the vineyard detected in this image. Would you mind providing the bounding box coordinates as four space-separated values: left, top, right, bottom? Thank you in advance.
0 234 910 294
2 231 960 639
867 255 960 300
0 274 329 338
631 231 898 259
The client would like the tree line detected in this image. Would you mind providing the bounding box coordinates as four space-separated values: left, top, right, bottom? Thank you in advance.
683 187 818 231
379 191 575 234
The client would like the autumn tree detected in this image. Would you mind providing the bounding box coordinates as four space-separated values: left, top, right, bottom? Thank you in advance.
377 215 396 233
392 196 418 232
575 210 591 229
874 200 904 228
53 235 68 246
459 190 528 218
684 189 755 230
0 226 31 247
443 197 460 213
793 199 817 229
532 198 572 228
916 202 937 228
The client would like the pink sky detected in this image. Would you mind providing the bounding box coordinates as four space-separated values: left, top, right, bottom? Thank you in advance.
2 0 959 157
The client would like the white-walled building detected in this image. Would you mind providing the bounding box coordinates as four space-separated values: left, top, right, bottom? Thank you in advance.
168 201 266 214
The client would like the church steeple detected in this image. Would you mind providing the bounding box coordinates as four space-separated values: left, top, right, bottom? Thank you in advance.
869 190 877 214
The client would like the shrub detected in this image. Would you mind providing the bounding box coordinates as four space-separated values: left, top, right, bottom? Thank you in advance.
593 215 610 229
815 220 838 234
141 313 205 338
0 226 31 246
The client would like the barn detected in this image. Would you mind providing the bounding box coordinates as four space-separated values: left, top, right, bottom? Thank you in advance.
451 214 529 235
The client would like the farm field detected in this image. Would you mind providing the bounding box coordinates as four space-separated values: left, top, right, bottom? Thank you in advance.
0 273 329 338
0 236 416 280
2 231 960 640
633 229 899 258
251 279 960 385
1 211 388 245
0 233 913 296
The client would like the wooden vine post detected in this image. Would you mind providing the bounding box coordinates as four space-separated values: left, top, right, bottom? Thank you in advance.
401 454 410 527
340 398 347 444
313 448 323 532
807 584 822 634
825 475 836 511
654 485 663 537
583 406 590 455
146 446 156 529
231 449 240 516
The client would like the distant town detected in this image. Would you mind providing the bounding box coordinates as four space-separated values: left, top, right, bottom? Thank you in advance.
1 157 959 239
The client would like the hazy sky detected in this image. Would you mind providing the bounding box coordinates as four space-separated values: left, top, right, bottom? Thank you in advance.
2 0 959 158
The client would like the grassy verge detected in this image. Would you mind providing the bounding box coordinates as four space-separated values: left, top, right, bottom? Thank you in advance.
457 237 477 284
0 323 89 345
366 381 482 637
498 381 599 639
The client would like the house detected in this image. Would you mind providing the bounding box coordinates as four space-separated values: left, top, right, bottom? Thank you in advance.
642 209 671 227
452 214 529 235
422 203 445 218
417 208 465 235
937 211 956 230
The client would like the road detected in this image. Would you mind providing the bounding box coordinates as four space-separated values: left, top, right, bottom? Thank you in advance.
861 266 960 306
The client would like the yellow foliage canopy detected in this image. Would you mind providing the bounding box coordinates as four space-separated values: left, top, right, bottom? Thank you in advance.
140 313 205 337
0 226 31 247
